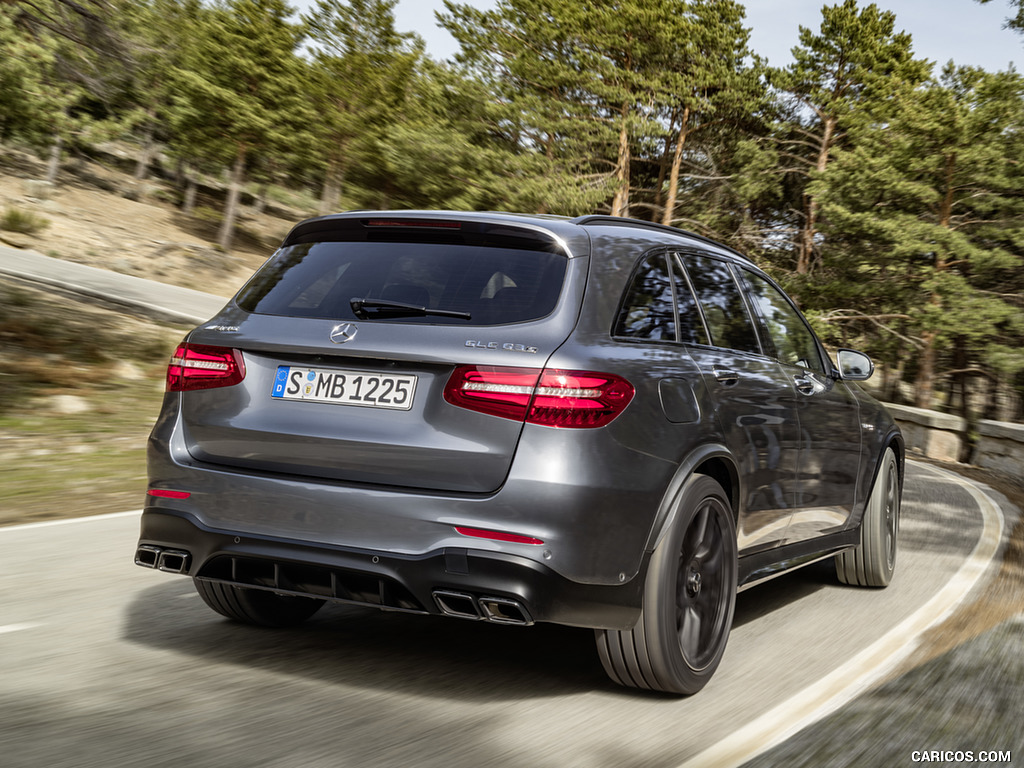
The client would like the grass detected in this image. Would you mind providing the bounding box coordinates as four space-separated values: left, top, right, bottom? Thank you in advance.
0 382 166 525
0 207 50 234
0 279 186 526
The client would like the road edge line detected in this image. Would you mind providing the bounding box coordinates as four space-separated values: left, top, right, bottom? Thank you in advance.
676 461 1005 768
0 509 142 533
0 623 42 635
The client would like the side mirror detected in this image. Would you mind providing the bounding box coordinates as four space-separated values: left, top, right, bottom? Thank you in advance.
836 349 874 381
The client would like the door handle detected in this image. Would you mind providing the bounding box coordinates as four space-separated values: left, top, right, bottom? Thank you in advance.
794 375 817 395
713 367 739 386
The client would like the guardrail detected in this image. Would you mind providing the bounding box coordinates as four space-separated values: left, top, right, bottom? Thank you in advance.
884 402 1024 476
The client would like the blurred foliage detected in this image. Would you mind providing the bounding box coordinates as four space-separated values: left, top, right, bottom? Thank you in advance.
0 0 1022 418
0 207 49 234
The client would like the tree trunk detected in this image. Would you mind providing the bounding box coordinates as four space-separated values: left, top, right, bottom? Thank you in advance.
45 133 63 185
653 134 670 214
952 336 970 418
797 116 836 275
134 109 157 181
610 107 631 218
318 149 346 217
254 182 268 215
912 152 958 410
914 331 937 409
661 106 690 227
218 146 247 253
183 168 198 214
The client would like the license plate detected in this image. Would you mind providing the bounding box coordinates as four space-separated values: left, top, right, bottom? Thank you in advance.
271 366 416 410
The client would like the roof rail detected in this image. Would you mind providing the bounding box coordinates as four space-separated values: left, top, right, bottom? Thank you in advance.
570 215 750 261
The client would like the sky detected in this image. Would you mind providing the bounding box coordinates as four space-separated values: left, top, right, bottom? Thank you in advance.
372 0 1022 73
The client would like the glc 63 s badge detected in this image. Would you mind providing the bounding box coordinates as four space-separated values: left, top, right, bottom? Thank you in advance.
465 340 538 353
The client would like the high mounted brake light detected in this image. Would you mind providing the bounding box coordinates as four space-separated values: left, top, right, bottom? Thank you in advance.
444 366 634 428
166 343 245 392
365 219 462 229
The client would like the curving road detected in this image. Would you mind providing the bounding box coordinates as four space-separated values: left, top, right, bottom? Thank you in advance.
0 461 1005 768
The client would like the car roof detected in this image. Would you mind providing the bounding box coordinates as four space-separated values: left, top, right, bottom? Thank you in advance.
282 210 754 266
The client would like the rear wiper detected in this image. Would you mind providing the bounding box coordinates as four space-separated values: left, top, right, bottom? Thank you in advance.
350 297 472 321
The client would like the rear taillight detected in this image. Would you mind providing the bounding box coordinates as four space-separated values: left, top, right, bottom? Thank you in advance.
166 343 245 392
444 365 634 428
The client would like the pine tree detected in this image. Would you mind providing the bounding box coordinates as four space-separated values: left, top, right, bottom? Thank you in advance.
771 0 930 274
167 0 310 251
303 0 423 214
655 0 765 228
814 65 1024 410
443 0 710 217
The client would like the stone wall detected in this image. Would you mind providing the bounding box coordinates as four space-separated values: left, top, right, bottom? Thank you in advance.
975 419 1024 476
883 402 1024 476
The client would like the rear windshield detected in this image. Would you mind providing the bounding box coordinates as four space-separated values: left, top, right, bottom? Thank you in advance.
235 241 568 325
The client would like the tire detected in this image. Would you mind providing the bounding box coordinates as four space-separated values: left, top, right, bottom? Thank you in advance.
194 579 325 627
836 447 900 587
595 474 738 695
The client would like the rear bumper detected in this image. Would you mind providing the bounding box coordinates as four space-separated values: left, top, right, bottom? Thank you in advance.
136 508 645 630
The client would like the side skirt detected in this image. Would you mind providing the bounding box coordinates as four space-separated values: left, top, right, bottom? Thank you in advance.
737 530 859 592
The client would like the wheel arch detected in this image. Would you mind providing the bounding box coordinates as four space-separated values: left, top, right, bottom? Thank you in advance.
851 428 905 532
643 443 741 554
871 427 906 499
886 428 906 487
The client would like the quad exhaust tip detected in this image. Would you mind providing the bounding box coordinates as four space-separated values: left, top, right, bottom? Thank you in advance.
135 545 161 568
433 590 481 620
478 596 533 626
135 546 191 575
432 590 533 626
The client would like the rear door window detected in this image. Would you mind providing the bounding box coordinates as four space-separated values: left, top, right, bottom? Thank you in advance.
739 269 825 373
679 253 762 355
235 241 568 325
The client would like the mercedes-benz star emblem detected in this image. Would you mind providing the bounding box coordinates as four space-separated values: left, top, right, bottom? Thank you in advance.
329 323 358 344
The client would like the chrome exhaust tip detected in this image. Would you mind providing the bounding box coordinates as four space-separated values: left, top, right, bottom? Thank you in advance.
478 597 533 626
433 590 482 620
135 545 161 568
156 549 191 574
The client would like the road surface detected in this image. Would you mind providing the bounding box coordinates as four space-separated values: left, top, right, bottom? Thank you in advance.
0 461 1006 768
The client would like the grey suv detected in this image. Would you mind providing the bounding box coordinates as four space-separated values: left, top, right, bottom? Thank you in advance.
135 211 903 695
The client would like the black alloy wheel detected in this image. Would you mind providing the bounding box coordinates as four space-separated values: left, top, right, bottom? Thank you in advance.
596 474 738 695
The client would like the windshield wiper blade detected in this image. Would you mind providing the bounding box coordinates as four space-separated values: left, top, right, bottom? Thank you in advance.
350 298 472 321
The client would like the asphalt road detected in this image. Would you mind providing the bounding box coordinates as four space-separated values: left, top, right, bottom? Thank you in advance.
0 461 1007 768
0 244 225 325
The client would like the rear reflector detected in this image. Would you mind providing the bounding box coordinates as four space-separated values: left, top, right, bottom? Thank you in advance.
455 527 544 545
444 366 634 428
147 489 191 499
166 343 245 392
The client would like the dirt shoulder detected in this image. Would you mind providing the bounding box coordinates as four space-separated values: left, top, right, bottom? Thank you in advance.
0 145 302 295
0 144 307 526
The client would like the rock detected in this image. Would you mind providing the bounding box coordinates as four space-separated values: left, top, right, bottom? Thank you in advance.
112 360 144 381
22 179 54 200
112 258 136 274
49 395 91 415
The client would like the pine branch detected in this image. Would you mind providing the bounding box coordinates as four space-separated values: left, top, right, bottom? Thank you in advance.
819 311 924 348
